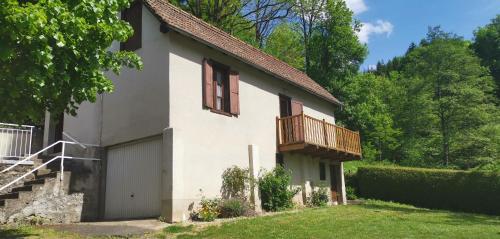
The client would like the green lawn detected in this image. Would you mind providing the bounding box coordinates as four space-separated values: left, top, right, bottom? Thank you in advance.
172 200 500 239
2 200 500 238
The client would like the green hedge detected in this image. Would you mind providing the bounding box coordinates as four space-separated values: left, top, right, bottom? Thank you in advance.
357 166 500 215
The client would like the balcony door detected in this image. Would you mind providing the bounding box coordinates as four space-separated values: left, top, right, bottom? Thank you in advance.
279 94 303 143
330 164 340 202
279 95 292 117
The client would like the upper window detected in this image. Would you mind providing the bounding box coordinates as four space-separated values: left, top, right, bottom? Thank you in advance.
120 1 142 51
213 64 230 113
202 58 240 116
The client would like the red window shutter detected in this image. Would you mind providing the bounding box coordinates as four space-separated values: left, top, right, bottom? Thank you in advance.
291 100 303 115
203 58 214 108
229 70 240 115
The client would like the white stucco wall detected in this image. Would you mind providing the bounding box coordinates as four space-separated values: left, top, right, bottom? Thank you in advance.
63 6 344 221
166 31 339 219
63 6 170 147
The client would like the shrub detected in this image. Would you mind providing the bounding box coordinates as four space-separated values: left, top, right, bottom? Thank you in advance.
258 166 299 211
307 186 329 207
221 166 250 199
346 186 358 200
191 198 220 222
218 198 251 218
357 166 500 215
345 171 359 200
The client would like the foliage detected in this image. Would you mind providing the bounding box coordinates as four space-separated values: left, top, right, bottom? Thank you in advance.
191 197 221 222
264 23 304 70
169 0 243 34
398 30 497 168
344 170 358 200
356 166 500 215
307 0 367 94
306 186 329 207
218 198 252 218
472 15 500 99
352 27 499 169
0 0 142 123
345 186 357 200
340 73 402 161
258 166 299 211
221 166 251 200
172 200 500 239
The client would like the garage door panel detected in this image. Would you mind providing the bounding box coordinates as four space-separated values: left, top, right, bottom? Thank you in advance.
105 137 162 219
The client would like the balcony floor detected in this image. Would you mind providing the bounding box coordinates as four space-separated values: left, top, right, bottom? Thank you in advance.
279 143 362 161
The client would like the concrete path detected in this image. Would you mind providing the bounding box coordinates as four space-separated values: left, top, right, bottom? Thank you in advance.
45 219 168 237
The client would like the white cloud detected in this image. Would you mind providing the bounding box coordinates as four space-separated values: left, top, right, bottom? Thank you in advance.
345 0 368 15
357 20 394 44
368 64 377 71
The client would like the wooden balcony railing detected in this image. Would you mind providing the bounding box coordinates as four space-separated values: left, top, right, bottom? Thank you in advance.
276 113 362 159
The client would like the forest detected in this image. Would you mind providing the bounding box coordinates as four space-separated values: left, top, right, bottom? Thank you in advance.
1 0 498 170
170 0 500 170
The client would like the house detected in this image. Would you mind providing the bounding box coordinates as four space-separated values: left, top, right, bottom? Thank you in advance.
1 0 361 223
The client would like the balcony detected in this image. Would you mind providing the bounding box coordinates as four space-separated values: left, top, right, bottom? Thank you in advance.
276 113 362 161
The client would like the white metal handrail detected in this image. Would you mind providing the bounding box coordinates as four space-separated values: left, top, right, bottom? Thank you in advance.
0 141 100 192
0 123 35 160
0 140 73 173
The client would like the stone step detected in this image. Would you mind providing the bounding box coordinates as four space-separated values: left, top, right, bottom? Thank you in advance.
0 192 18 200
11 185 32 193
35 168 52 176
24 178 45 186
35 171 58 180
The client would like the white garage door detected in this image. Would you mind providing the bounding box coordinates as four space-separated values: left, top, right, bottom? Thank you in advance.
105 137 162 219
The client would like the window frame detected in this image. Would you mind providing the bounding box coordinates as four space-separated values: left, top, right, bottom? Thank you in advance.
210 61 231 115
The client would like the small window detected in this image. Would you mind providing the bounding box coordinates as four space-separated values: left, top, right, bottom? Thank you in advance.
212 63 230 113
276 153 284 167
120 1 142 51
319 162 326 181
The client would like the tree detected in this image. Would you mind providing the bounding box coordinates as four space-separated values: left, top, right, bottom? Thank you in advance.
241 0 292 48
264 23 304 70
307 0 367 94
293 0 327 73
472 15 500 99
400 31 497 168
340 73 401 161
170 0 243 33
0 0 142 123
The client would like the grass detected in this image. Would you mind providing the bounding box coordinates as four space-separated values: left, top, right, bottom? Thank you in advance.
169 200 500 239
0 225 80 239
2 200 500 238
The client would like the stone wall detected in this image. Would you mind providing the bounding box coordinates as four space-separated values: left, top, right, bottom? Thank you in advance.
1 172 83 224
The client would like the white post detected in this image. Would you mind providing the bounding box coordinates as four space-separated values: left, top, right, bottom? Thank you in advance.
60 142 65 181
248 144 262 213
28 127 33 156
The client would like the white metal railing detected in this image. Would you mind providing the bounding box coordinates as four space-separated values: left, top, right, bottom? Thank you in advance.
0 140 100 192
0 123 35 161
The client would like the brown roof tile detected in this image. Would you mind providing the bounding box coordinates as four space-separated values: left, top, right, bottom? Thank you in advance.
144 0 342 105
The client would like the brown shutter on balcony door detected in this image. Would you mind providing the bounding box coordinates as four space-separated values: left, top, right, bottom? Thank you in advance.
203 58 214 109
291 100 303 115
229 70 240 115
291 99 303 141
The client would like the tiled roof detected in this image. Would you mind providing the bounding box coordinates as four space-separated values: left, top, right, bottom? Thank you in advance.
144 0 342 105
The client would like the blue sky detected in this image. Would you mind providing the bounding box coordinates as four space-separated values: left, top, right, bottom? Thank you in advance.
345 0 500 70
